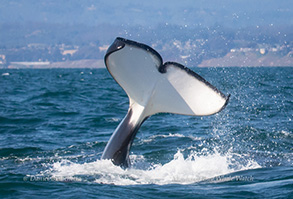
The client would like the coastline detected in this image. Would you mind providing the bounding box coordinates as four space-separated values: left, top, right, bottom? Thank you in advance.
4 59 105 69
1 54 292 69
198 52 293 67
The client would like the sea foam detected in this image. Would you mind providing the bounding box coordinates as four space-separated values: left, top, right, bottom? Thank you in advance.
41 150 260 185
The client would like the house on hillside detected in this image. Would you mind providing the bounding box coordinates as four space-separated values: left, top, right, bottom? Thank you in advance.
0 55 6 67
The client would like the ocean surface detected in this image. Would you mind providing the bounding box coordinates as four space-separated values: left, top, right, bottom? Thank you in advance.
0 67 292 198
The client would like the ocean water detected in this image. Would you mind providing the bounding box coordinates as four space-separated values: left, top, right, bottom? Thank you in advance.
0 67 292 198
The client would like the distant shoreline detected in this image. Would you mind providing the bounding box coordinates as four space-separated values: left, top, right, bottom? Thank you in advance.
198 52 293 67
3 59 105 69
1 55 292 69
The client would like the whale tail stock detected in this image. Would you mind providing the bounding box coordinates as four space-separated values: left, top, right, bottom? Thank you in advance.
101 37 230 167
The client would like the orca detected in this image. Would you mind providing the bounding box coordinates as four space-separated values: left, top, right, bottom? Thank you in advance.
101 37 230 168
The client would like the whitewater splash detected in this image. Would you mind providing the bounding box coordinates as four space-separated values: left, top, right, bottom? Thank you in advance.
39 150 260 185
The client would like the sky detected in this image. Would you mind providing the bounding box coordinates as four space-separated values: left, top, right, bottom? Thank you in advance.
0 0 292 28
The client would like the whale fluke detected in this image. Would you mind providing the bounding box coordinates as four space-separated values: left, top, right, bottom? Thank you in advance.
101 37 230 167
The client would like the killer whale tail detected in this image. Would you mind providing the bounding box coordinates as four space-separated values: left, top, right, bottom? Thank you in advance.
101 37 230 167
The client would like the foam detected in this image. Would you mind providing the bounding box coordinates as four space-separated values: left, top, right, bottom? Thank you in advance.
42 150 261 185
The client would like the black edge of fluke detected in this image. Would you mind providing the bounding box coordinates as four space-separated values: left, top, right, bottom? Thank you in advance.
104 37 164 71
116 37 163 66
220 94 231 113
104 38 125 65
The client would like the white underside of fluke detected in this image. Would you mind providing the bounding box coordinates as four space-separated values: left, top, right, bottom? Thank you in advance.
106 44 228 117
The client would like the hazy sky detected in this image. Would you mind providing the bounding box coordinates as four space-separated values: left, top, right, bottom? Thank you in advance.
0 0 292 28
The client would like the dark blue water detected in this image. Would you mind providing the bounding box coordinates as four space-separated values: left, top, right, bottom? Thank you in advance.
0 67 292 198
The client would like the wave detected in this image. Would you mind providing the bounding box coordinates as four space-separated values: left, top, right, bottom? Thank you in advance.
0 147 42 157
139 133 202 143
